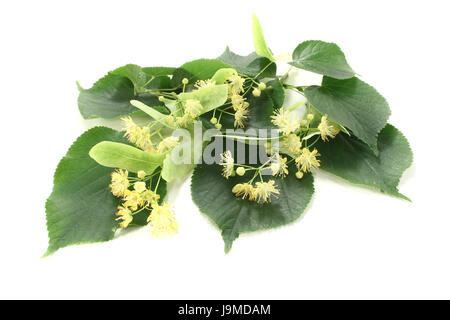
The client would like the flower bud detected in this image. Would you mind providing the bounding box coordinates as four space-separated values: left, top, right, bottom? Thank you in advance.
182 78 189 85
210 117 218 124
236 167 246 176
307 113 314 121
300 119 308 127
158 96 165 102
295 171 304 179
252 88 261 97
137 170 146 179
258 82 266 90
215 123 222 130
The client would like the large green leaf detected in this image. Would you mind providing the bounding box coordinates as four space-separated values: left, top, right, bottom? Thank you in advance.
191 142 314 252
218 47 276 78
45 127 128 256
172 59 231 87
89 141 165 173
305 76 391 154
77 73 166 119
252 14 275 61
317 124 412 200
290 40 355 79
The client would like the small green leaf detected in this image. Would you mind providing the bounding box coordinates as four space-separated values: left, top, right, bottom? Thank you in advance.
179 84 229 114
218 47 276 79
89 141 165 173
265 78 285 108
252 14 275 61
172 59 231 87
317 124 413 200
77 73 166 119
110 64 148 90
191 144 314 252
290 40 355 79
305 76 391 154
45 127 128 256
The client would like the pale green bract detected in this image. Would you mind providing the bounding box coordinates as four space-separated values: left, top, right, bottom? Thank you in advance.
89 141 166 173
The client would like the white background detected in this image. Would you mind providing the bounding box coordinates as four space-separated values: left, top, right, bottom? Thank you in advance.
1 0 449 299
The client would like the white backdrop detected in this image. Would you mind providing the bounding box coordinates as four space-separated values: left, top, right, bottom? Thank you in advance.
0 0 449 299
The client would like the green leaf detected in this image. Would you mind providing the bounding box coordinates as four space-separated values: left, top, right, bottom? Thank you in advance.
252 14 275 61
89 141 165 173
142 66 176 77
191 142 314 252
172 59 231 87
77 73 166 119
179 84 229 114
110 64 148 90
45 127 128 256
218 47 276 78
265 78 285 108
317 124 412 200
305 76 391 154
290 40 355 79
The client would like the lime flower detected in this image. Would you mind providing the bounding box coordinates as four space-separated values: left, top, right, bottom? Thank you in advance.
234 108 249 128
184 99 203 118
226 74 245 95
283 133 302 153
123 190 144 211
133 181 147 193
147 202 178 237
231 94 249 113
232 183 256 201
109 169 129 197
220 150 235 179
195 79 216 89
295 148 320 172
318 114 340 141
271 108 300 135
121 116 153 151
254 180 280 203
157 136 179 153
270 153 289 177
116 206 133 229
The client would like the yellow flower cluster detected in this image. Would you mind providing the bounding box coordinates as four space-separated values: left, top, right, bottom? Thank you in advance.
318 114 340 141
220 150 234 179
147 202 179 237
270 153 289 177
226 74 250 129
121 117 154 152
271 108 300 136
295 148 320 172
232 180 280 203
176 99 203 127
